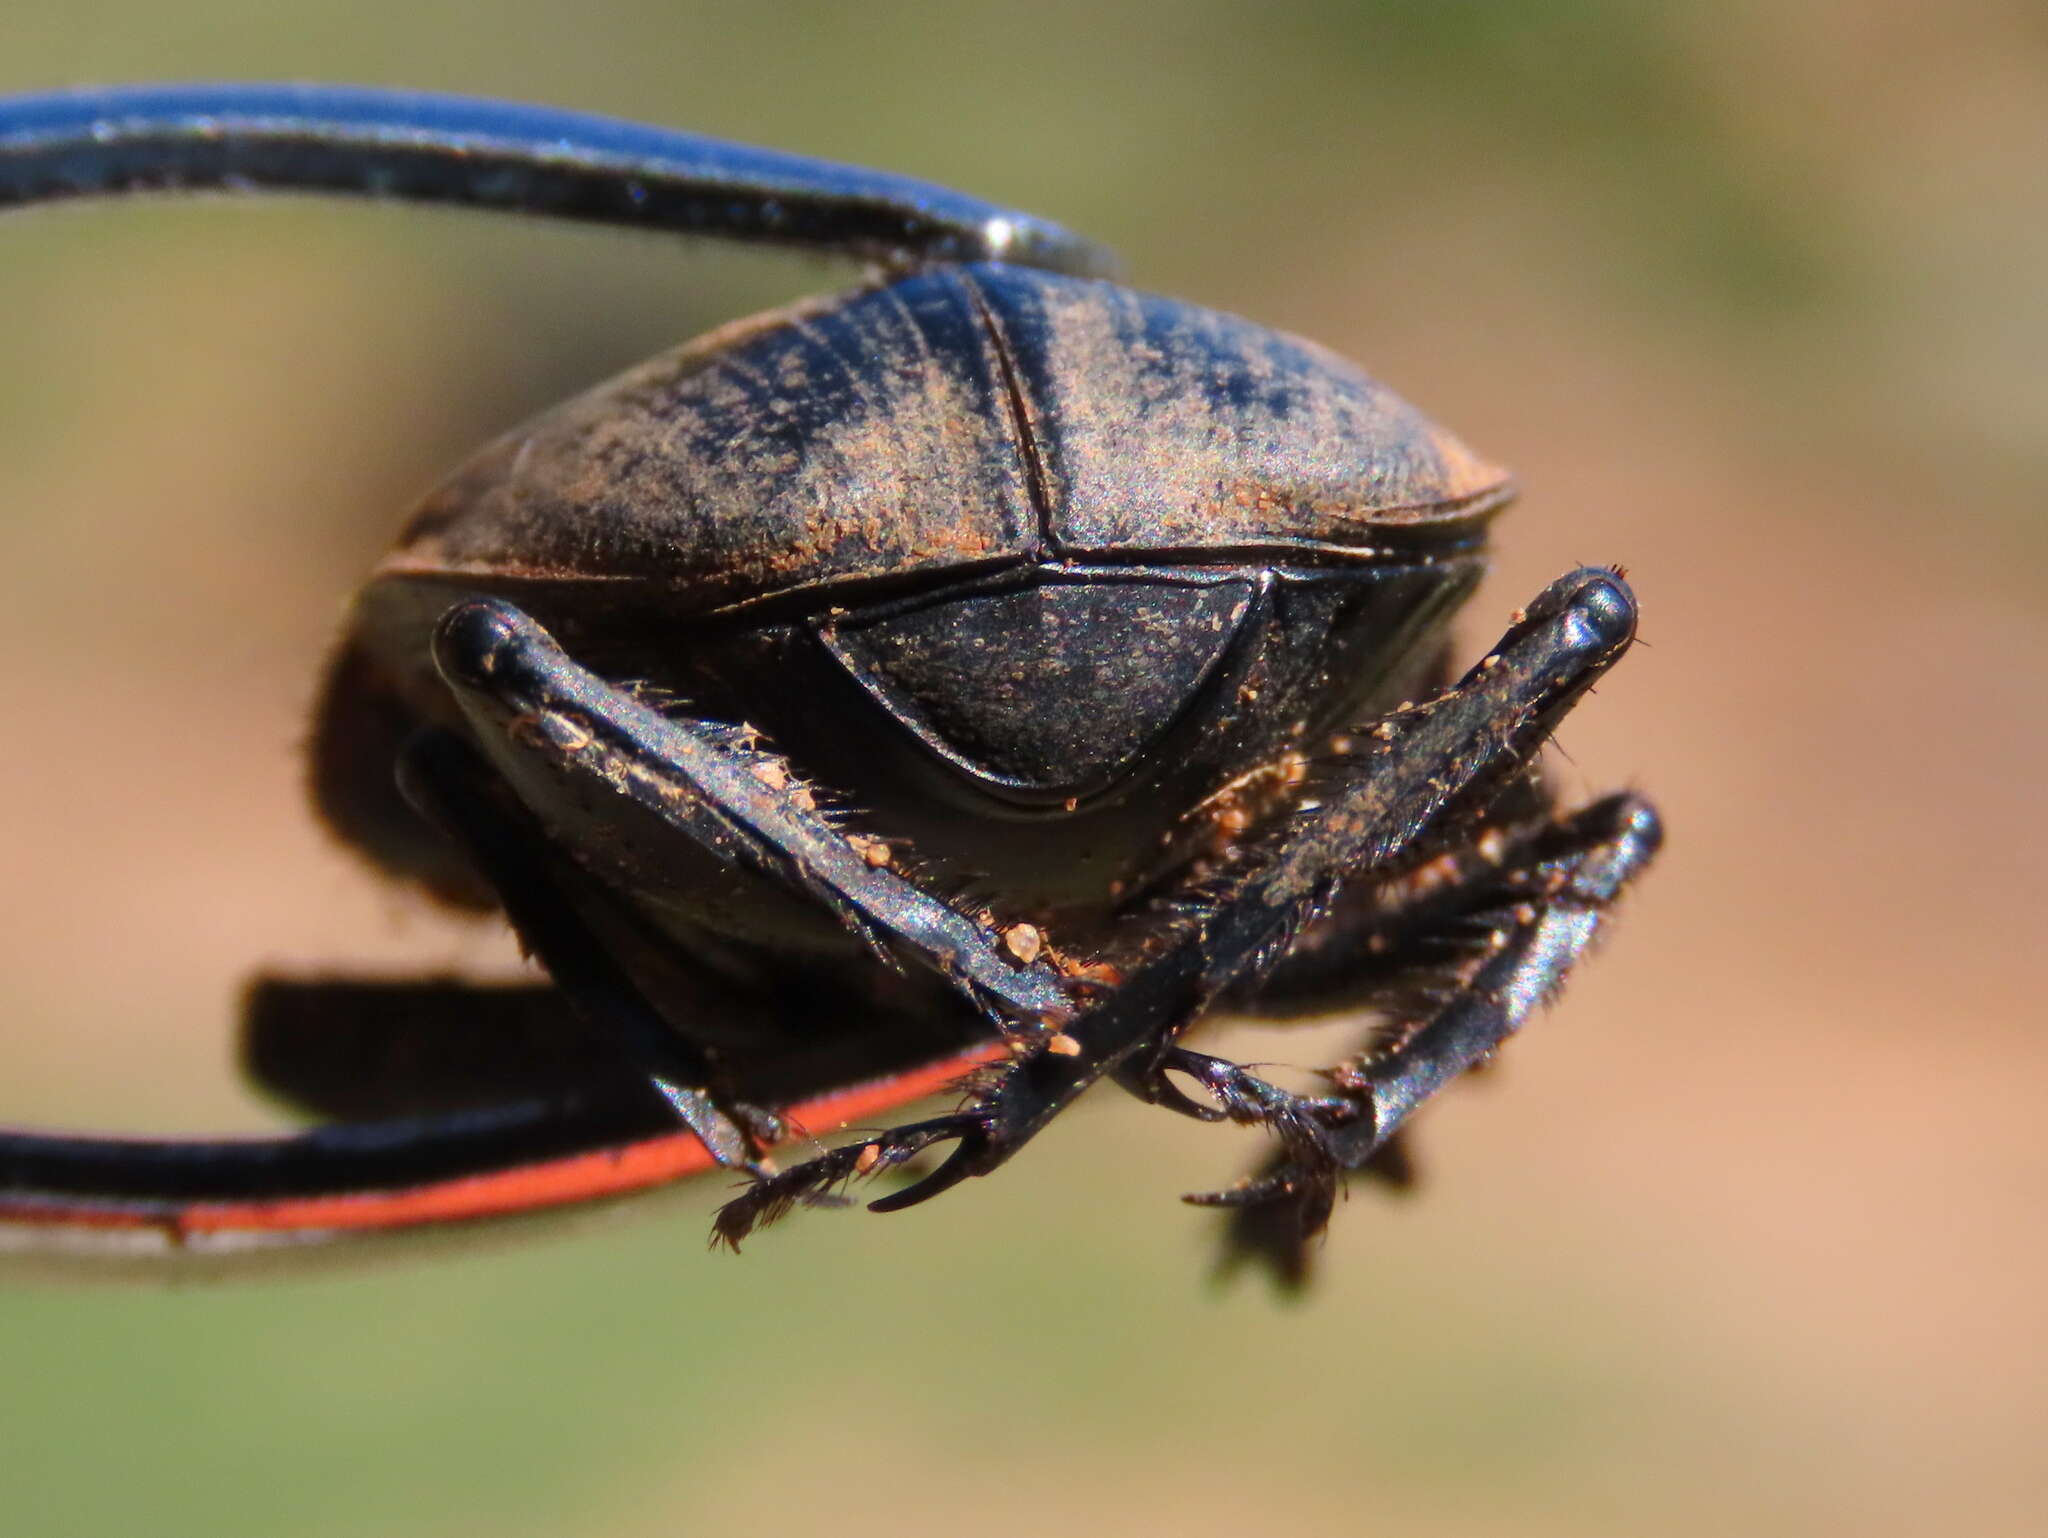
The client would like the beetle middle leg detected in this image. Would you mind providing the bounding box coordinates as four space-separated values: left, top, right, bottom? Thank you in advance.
1151 790 1661 1284
423 599 1076 1022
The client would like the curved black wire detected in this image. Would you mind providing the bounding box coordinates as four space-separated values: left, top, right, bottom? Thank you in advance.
0 84 1118 1232
0 82 1117 276
0 1093 676 1207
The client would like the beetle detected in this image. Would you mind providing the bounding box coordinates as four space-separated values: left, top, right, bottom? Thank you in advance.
0 84 1659 1283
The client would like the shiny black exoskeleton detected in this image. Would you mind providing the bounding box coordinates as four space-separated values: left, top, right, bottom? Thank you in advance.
0 86 1660 1282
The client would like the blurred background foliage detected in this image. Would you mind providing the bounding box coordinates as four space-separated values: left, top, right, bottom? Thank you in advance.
0 4 2041 1536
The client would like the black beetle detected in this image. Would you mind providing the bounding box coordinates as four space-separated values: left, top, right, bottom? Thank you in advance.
0 85 1659 1283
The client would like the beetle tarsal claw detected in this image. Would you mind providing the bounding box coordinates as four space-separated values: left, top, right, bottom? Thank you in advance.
1180 1158 1325 1211
710 1116 985 1249
1158 1049 1367 1160
1199 1153 1344 1293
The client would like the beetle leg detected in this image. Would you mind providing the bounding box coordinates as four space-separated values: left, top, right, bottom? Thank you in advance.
427 598 1077 1032
716 569 1657 1243
1158 792 1661 1286
396 725 795 1167
1125 769 1559 1126
708 1114 993 1246
1218 765 1559 1021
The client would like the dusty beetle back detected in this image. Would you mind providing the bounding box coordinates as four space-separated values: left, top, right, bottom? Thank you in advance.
319 263 1515 932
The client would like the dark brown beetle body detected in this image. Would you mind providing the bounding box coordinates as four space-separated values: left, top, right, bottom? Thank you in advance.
322 263 1510 937
0 87 1659 1282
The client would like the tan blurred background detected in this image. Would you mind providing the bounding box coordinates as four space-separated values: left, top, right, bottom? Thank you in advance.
0 4 2041 1535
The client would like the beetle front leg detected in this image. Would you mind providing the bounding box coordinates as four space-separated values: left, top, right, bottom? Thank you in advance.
426 598 1076 1031
419 596 1102 1226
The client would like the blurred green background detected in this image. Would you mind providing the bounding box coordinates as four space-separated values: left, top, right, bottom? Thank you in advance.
0 4 2042 1535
